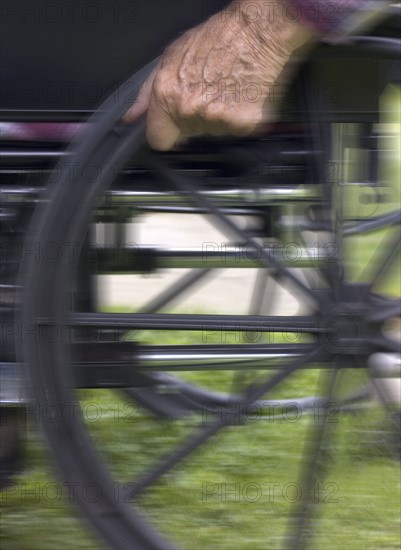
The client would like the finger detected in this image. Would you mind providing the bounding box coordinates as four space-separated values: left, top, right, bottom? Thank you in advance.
122 68 158 123
146 93 182 151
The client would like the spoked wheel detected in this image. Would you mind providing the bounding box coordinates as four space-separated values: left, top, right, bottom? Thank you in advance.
21 33 400 550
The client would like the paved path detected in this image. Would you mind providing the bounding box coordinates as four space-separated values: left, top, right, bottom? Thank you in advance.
98 213 301 315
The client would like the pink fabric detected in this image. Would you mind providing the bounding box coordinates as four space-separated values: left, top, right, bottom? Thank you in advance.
0 122 84 141
285 0 388 35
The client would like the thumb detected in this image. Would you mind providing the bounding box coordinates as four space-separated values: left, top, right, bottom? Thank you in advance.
122 67 158 123
146 93 181 151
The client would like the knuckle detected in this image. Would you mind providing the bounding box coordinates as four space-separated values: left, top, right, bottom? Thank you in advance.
152 70 174 100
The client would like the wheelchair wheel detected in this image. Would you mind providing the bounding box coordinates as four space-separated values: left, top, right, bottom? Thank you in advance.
21 33 400 550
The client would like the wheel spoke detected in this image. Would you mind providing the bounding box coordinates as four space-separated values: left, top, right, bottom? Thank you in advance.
286 366 339 550
145 154 330 311
344 210 401 236
126 346 324 500
370 335 401 353
299 66 343 295
138 268 213 314
368 300 401 323
361 228 401 298
248 269 275 316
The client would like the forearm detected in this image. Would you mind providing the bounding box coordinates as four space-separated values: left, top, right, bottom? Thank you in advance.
230 0 392 41
286 0 393 40
228 0 392 43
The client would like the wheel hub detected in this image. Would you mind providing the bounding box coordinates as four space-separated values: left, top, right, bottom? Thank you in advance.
319 285 377 356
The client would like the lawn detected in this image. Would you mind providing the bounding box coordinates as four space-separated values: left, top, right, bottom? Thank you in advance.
1 328 400 549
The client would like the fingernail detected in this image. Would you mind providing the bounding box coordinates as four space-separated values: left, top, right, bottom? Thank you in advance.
122 108 134 123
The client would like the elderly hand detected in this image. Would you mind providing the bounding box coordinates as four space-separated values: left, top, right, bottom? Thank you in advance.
124 0 316 150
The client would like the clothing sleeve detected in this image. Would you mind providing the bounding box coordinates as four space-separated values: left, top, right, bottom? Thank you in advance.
284 0 393 41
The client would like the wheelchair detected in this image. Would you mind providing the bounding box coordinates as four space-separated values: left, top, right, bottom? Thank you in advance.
1 2 400 548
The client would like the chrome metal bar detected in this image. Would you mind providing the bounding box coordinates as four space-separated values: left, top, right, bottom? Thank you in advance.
66 312 328 333
137 344 315 370
0 150 69 159
0 363 26 403
0 183 320 205
107 185 320 206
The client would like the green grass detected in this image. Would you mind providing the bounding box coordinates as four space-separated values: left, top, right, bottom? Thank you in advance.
1 342 400 550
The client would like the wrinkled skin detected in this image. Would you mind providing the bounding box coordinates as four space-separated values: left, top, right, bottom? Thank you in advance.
124 0 316 150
